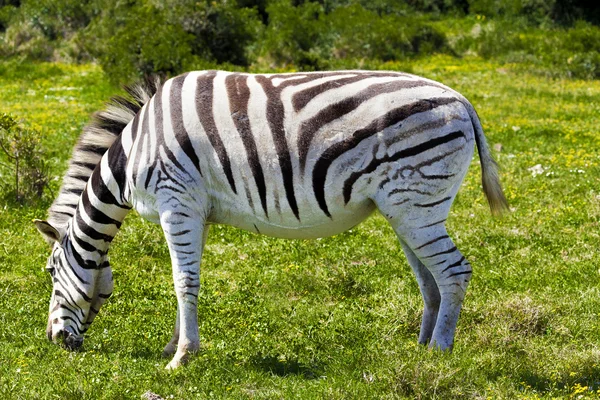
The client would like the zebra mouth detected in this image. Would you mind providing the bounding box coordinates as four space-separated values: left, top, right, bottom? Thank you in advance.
58 329 84 351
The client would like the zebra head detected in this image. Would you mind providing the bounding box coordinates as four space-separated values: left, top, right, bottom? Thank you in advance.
34 219 114 351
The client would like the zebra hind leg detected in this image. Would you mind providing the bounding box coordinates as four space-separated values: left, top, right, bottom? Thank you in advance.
159 206 208 369
398 240 441 345
400 221 470 350
162 304 180 358
376 190 471 350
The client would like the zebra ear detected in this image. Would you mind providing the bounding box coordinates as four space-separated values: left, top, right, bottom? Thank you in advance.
34 219 64 245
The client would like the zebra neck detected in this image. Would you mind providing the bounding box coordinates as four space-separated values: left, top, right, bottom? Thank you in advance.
67 154 132 268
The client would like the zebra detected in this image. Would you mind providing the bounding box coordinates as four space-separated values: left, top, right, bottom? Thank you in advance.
35 70 508 369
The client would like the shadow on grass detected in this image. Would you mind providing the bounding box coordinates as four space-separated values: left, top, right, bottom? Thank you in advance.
251 355 324 380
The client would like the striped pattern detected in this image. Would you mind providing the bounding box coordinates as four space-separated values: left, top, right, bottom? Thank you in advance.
36 70 508 368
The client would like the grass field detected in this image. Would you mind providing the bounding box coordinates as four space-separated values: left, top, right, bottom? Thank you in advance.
1 57 600 399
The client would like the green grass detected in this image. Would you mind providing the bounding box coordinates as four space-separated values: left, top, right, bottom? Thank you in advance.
1 57 600 399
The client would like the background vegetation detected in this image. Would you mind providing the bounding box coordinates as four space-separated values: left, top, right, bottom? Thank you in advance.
1 0 600 82
1 0 600 399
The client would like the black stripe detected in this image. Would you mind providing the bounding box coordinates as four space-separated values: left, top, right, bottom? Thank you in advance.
54 290 84 318
56 304 85 326
256 76 300 220
196 71 237 194
180 260 198 267
72 161 98 170
57 256 89 285
297 79 446 173
291 73 397 111
90 168 131 210
133 106 150 185
226 74 269 217
106 139 128 203
77 144 107 156
144 93 159 190
448 270 472 277
82 189 122 228
384 115 470 148
95 114 126 135
243 179 255 212
149 84 190 191
388 188 434 197
75 210 113 243
72 229 102 254
415 235 450 250
442 256 466 273
56 259 91 302
171 73 203 177
422 246 458 259
418 219 446 229
415 197 452 208
68 174 92 181
54 211 74 218
69 240 100 269
171 229 191 237
129 108 141 143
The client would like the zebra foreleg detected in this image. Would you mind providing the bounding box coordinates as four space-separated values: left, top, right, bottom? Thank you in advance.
398 240 441 345
159 207 207 369
162 227 210 358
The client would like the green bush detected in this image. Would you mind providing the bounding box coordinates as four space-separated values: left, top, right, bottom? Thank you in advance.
327 5 448 61
0 113 49 204
87 3 197 84
258 0 326 70
258 1 449 71
86 0 261 84
451 18 600 79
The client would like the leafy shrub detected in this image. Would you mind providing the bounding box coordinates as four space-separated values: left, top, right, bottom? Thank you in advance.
327 5 448 61
0 113 49 204
258 0 326 70
258 1 449 71
452 18 600 79
1 20 54 60
87 2 197 84
86 0 261 84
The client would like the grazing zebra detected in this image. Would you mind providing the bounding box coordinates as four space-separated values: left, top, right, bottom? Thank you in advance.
35 70 507 369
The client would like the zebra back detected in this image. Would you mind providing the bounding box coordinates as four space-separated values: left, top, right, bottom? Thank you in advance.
46 78 160 236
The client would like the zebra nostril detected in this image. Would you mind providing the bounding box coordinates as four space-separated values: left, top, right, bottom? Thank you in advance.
62 330 83 351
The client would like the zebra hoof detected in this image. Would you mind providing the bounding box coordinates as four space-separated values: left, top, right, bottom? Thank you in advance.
165 351 190 370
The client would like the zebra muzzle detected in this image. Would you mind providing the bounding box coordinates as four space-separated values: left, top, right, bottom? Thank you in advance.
58 329 84 351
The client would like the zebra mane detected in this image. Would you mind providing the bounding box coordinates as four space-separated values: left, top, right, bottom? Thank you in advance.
47 77 161 230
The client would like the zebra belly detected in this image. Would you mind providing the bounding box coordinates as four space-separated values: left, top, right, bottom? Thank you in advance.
208 196 377 239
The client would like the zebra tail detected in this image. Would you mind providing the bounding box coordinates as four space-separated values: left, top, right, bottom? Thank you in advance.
462 100 509 216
